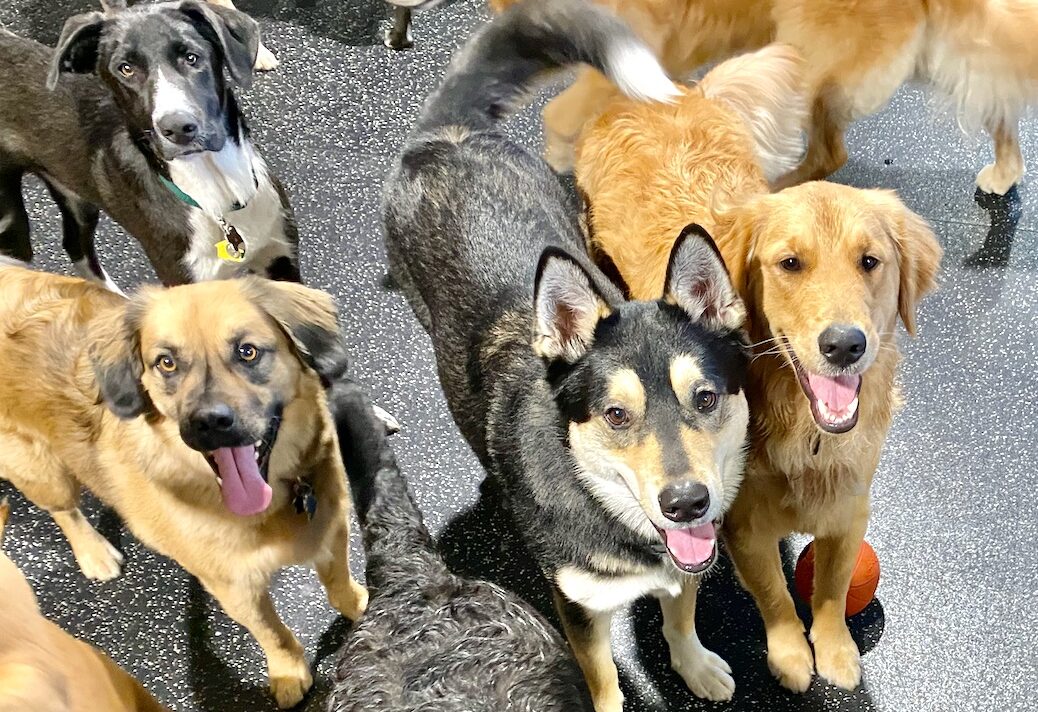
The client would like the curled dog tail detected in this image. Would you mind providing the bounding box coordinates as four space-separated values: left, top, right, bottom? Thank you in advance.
328 381 446 590
415 0 677 135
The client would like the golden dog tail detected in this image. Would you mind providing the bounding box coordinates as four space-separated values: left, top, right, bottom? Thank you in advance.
415 0 677 135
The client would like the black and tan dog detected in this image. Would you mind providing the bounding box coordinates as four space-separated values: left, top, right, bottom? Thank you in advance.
383 1 751 709
0 260 366 708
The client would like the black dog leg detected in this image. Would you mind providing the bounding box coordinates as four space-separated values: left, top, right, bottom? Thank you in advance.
384 5 413 50
0 168 32 263
44 178 104 283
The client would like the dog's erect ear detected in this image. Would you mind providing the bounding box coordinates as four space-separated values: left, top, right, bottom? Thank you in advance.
532 248 614 363
868 191 943 335
699 44 806 184
47 12 107 90
88 302 150 419
664 224 746 333
177 1 259 88
245 278 351 381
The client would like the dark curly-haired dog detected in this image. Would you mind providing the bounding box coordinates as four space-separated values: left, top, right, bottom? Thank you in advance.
327 381 594 711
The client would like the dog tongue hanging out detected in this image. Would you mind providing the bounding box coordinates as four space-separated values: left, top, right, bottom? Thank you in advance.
211 446 273 516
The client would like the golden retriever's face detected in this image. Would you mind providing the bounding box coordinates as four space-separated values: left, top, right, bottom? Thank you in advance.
89 278 349 516
734 183 941 433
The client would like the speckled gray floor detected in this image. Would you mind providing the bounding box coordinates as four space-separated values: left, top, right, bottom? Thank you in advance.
0 1 1035 711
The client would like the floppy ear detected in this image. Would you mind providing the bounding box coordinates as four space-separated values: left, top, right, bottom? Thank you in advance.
532 248 614 363
699 44 806 184
47 11 108 90
663 224 746 333
176 0 259 88
245 278 351 382
869 193 943 335
88 302 150 419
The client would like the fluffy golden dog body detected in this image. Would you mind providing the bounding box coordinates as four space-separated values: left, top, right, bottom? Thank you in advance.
497 0 1035 194
0 500 168 712
574 49 942 698
0 265 367 709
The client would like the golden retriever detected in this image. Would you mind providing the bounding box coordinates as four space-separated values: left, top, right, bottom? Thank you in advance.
493 0 1033 195
0 263 367 709
573 48 943 698
0 499 168 712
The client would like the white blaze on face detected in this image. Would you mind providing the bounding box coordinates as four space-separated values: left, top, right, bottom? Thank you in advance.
151 69 194 129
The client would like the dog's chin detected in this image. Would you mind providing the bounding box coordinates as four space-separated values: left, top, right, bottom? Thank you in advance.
651 521 719 575
158 134 226 161
780 338 863 434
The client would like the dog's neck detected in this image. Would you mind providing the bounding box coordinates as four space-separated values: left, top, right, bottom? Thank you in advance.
165 135 263 217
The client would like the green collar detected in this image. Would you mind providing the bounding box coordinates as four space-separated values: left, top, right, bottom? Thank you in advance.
158 174 202 209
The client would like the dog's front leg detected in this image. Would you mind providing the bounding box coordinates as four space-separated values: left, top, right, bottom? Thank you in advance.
658 577 734 701
977 117 1025 195
726 526 815 692
809 517 868 691
553 588 623 712
202 576 311 709
316 520 368 621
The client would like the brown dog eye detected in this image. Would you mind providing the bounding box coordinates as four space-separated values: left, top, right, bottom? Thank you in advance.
238 344 259 362
156 355 177 373
861 255 880 272
118 62 134 78
779 256 801 272
604 407 630 429
695 390 718 412
184 52 198 66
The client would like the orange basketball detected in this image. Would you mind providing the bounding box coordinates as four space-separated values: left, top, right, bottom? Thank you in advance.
794 540 880 617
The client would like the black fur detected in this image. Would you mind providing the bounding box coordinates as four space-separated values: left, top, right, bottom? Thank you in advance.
326 380 594 711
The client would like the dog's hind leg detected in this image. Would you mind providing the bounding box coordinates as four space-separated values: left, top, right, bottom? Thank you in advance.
658 579 735 701
773 86 849 189
0 168 31 263
41 178 121 294
0 432 123 581
977 117 1025 195
200 575 311 709
207 0 279 70
553 589 623 712
544 68 622 173
384 6 413 50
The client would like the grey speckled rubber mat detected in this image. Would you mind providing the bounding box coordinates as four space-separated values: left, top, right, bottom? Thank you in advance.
0 1 1035 710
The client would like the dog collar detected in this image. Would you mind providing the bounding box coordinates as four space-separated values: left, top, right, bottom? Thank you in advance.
157 173 255 263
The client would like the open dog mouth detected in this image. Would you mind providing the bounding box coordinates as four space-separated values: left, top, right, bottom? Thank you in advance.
653 522 718 574
201 416 281 517
781 338 862 434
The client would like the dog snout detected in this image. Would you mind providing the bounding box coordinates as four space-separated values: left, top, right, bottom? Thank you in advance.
183 403 243 449
818 324 867 368
157 111 200 146
658 481 710 523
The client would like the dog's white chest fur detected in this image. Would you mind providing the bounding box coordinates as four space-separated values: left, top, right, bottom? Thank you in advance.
168 140 292 281
556 564 684 614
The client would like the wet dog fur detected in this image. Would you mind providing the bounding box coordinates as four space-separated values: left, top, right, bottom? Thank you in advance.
382 1 754 708
0 263 367 709
573 50 944 696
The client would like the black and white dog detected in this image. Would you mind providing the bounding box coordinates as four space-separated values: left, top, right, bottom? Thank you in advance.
0 1 298 287
384 0 751 709
327 380 594 712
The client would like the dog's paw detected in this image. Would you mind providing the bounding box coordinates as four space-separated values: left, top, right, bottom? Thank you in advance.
812 624 861 690
766 626 814 693
976 162 1022 195
269 659 312 709
329 578 368 621
671 642 734 701
544 139 576 174
372 405 401 435
591 687 624 712
254 42 279 72
73 534 124 582
383 26 413 50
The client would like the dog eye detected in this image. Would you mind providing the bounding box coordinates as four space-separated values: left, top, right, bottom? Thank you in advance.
861 254 880 272
779 256 801 272
237 343 259 362
603 407 630 429
695 390 718 413
156 355 177 373
184 52 198 66
118 62 135 78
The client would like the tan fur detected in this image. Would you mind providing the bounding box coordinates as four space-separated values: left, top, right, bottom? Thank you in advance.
575 52 943 694
495 0 1037 194
0 500 168 712
0 266 367 709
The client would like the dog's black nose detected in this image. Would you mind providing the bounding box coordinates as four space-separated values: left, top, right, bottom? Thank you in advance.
189 404 236 435
158 112 199 145
659 482 710 523
818 325 867 368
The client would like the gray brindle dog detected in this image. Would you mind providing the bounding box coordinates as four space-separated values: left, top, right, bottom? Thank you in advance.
0 1 298 288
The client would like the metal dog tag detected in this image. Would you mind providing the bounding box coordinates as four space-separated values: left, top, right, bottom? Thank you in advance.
293 480 317 521
215 218 247 262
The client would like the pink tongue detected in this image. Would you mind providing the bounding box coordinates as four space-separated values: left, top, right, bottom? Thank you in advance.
211 446 272 517
806 373 860 413
663 522 716 568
